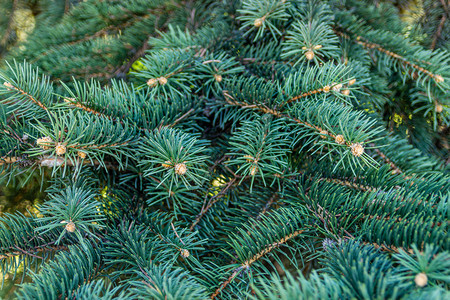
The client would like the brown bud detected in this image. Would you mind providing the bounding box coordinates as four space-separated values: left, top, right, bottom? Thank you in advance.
250 165 258 176
341 89 350 96
243 155 255 162
434 75 444 83
157 77 168 85
65 221 76 233
350 143 364 157
37 136 53 150
55 143 66 156
63 97 75 103
319 130 328 139
305 50 315 60
414 273 427 287
254 18 263 27
335 135 345 145
435 103 443 113
147 78 157 87
332 83 343 92
323 85 331 93
180 249 190 258
348 78 356 86
78 151 87 159
174 162 187 175
214 74 222 82
3 82 13 89
162 161 172 169
313 45 323 50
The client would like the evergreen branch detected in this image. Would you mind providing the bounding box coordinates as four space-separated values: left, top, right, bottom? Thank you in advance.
431 1 448 50
64 98 109 119
1 1 448 298
373 146 403 175
0 245 68 260
16 243 103 299
239 57 289 66
190 176 239 231
321 177 377 193
335 30 445 84
0 155 119 170
356 39 443 82
362 241 413 254
129 264 209 299
71 141 132 150
256 193 278 220
237 0 289 41
210 229 305 299
3 81 48 111
431 14 446 50
304 194 354 241
286 86 327 103
2 123 34 147
284 82 349 106
245 229 305 265
223 91 345 144
167 108 195 128
30 12 156 64
110 36 150 79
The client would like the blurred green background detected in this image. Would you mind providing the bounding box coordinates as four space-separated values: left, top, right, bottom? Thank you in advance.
0 0 447 298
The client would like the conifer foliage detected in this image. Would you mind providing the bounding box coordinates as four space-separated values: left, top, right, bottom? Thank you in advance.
0 0 449 299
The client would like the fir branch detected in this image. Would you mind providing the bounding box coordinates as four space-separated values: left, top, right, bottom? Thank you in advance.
356 39 443 82
64 98 109 119
166 108 195 128
210 229 306 299
373 146 403 175
362 241 413 254
335 30 445 84
30 13 156 64
110 36 150 79
71 141 132 150
3 81 48 111
431 14 446 50
431 1 448 50
190 176 239 231
223 91 344 144
0 155 119 170
284 81 348 106
256 193 278 220
321 177 377 193
0 245 68 260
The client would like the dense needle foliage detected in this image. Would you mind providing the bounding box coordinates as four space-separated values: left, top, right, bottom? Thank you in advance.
0 0 449 299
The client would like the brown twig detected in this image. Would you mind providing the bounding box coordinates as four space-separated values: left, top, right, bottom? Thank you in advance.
372 145 403 175
256 193 278 221
362 241 413 254
222 91 354 146
169 108 195 128
335 29 444 83
0 245 68 260
3 82 48 111
190 176 238 231
210 229 305 299
431 0 448 50
431 14 447 50
0 155 119 170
